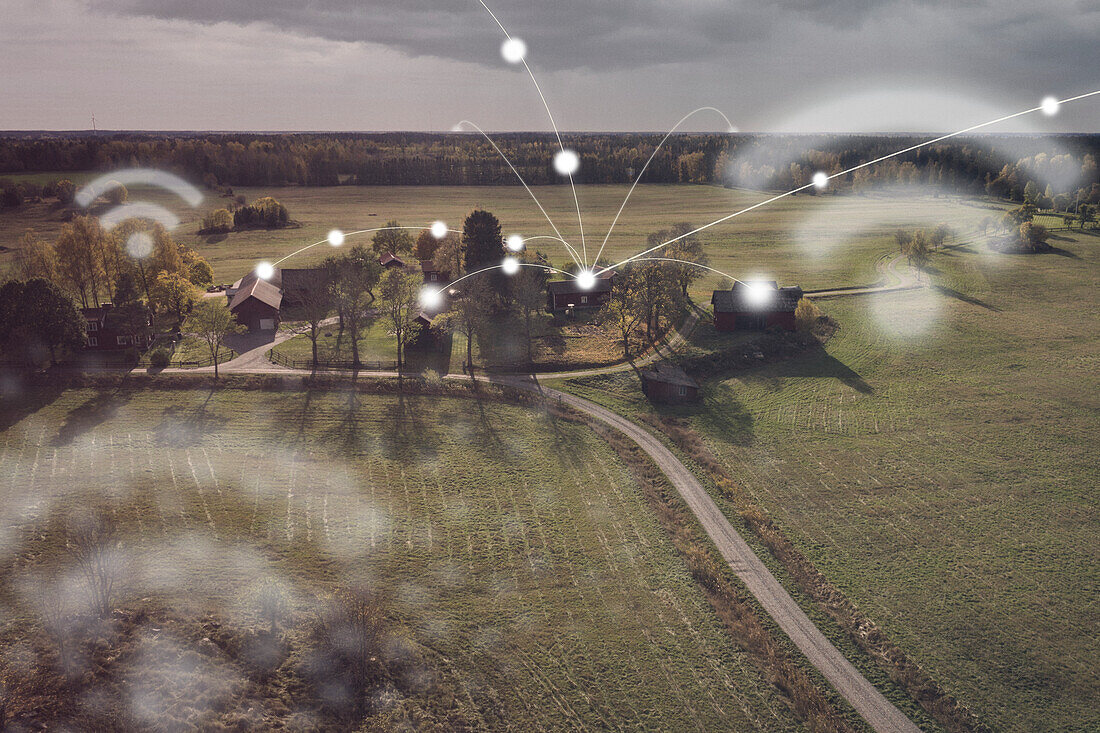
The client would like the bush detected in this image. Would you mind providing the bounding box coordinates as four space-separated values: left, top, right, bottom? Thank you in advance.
149 347 171 369
794 298 822 331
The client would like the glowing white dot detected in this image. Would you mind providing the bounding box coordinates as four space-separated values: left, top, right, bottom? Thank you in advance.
327 229 345 247
1041 96 1060 116
576 270 596 290
745 281 775 308
430 221 448 239
126 231 153 259
419 286 443 310
727 125 739 134
505 234 524 251
554 149 580 176
256 262 275 280
501 256 520 275
501 37 527 64
812 172 829 190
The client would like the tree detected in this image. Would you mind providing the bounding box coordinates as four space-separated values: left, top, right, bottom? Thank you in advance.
371 220 414 255
152 271 198 325
599 265 646 358
432 231 465 280
905 230 930 279
201 208 233 234
284 270 334 368
414 228 443 260
378 268 423 371
635 261 683 344
930 223 950 251
104 181 127 206
15 230 57 282
188 258 214 287
662 222 708 296
434 279 490 373
54 215 108 307
1023 180 1040 205
329 248 381 366
895 229 912 254
462 209 503 274
2 279 84 366
512 253 551 364
55 179 76 205
1018 222 1050 251
184 300 244 379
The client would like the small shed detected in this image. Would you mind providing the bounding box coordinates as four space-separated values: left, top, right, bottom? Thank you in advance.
421 259 450 285
379 252 407 269
711 281 803 332
640 362 699 403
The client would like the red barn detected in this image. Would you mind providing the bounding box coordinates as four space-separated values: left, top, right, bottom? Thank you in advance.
711 281 802 332
640 362 699 403
228 273 282 331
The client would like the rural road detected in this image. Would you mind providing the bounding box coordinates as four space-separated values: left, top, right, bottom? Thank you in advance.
156 286 923 731
492 375 921 733
808 252 922 299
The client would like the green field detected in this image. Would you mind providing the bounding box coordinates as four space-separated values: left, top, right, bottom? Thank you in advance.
559 230 1100 731
0 181 1009 295
0 386 805 730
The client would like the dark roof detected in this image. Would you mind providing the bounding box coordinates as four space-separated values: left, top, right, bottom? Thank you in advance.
548 278 613 295
229 274 282 311
379 252 406 268
640 362 698 389
711 281 803 313
420 259 443 273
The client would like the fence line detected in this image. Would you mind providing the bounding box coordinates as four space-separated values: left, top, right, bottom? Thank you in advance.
266 348 398 372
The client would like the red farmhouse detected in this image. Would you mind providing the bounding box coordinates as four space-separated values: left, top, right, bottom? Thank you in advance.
82 304 152 351
640 362 699 403
546 272 614 312
711 281 802 332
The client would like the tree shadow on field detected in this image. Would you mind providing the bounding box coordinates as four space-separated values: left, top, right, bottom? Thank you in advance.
932 285 1002 312
1047 246 1081 259
379 391 443 461
52 384 134 446
694 384 755 447
0 373 65 432
153 389 227 447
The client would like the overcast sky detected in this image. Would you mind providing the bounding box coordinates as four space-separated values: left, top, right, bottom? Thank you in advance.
1 0 1097 132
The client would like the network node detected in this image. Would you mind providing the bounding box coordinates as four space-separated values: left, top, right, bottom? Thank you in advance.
256 261 275 280
745 281 775 308
327 229 345 247
505 234 524 251
430 221 448 239
727 125 739 134
126 231 154 259
576 270 596 290
501 256 520 275
501 37 527 64
1041 96 1060 116
419 286 443 310
812 171 829 190
554 149 580 176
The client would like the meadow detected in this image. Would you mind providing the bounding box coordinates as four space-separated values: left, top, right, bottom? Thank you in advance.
0 179 1008 295
0 385 804 730
557 229 1100 731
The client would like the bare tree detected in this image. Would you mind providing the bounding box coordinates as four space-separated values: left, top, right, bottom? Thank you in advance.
65 504 125 618
435 279 490 373
284 270 334 368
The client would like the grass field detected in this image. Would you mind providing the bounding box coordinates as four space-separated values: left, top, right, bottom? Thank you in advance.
0 385 806 730
0 180 1010 295
557 230 1100 731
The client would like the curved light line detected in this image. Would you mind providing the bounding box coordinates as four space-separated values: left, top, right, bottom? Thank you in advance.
477 0 587 266
271 225 451 266
457 120 583 268
442 261 571 291
77 168 204 208
594 106 736 265
598 88 1100 276
98 202 180 231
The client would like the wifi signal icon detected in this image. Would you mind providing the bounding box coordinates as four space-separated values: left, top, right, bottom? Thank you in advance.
76 168 204 257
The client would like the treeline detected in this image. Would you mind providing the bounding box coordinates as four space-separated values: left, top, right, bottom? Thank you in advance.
0 132 1097 204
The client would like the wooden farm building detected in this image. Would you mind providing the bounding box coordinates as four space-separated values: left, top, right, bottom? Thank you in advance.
546 272 615 312
711 281 803 332
421 260 450 285
81 304 152 350
640 362 699 403
227 272 282 331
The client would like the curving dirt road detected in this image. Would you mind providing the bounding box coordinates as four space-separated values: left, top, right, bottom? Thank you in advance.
492 375 921 733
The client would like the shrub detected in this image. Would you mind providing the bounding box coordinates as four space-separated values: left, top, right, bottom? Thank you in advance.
304 585 388 717
149 347 171 369
794 298 822 331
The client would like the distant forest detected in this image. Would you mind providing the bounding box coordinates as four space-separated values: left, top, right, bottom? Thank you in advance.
0 132 1097 206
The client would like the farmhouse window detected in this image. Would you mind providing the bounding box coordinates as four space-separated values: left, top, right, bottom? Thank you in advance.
87 320 98 331
580 296 588 304
678 386 687 396
87 336 98 347
116 335 132 346
430 273 438 281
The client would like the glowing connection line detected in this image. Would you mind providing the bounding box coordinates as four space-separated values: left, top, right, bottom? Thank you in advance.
271 225 450 267
597 88 1100 277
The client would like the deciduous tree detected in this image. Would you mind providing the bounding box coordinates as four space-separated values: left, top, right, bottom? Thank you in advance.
184 300 244 379
379 268 423 371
